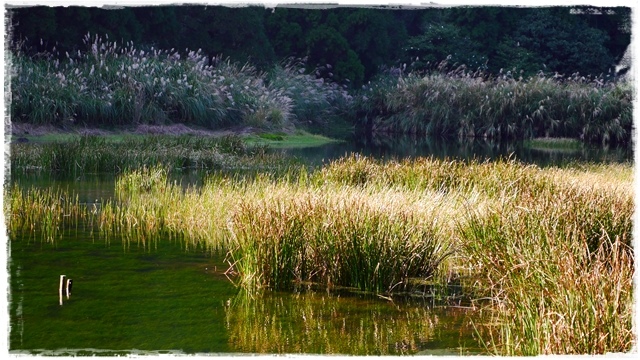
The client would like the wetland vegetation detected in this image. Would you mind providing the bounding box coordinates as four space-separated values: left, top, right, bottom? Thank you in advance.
9 29 632 147
6 45 635 354
6 5 634 356
7 153 634 355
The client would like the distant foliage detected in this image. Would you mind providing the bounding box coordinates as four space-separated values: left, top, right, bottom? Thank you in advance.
402 22 487 73
266 59 352 126
12 6 626 87
504 8 614 76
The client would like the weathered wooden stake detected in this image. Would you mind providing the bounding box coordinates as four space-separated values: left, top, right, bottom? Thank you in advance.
59 275 66 305
66 278 73 299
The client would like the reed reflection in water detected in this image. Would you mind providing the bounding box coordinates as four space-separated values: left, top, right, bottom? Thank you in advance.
225 290 479 355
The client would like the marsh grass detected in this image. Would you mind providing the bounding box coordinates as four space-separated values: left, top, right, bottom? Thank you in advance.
5 185 88 243
226 183 449 293
459 172 633 354
10 134 295 176
6 155 633 355
11 34 346 131
356 68 632 146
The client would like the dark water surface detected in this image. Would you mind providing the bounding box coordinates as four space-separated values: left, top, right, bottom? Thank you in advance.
285 133 632 168
8 134 630 355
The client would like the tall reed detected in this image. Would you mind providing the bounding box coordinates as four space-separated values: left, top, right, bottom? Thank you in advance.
10 34 346 130
266 58 352 125
355 68 632 146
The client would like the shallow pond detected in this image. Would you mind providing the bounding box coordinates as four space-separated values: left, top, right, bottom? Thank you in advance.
9 229 480 355
6 134 631 355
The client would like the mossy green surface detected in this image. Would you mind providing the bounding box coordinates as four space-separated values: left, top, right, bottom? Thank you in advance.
244 131 342 149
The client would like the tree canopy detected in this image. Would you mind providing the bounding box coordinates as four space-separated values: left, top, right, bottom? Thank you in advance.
9 5 630 85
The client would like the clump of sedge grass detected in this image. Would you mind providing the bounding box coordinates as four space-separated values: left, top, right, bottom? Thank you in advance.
354 63 632 146
226 183 450 294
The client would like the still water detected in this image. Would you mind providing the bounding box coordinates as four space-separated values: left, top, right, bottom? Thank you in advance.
9 229 479 355
7 135 630 355
285 133 632 167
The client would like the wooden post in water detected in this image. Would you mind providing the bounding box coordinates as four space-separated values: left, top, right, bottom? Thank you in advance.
66 278 73 299
59 275 66 305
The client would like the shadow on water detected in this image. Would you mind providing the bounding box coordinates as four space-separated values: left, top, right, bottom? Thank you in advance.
285 132 632 168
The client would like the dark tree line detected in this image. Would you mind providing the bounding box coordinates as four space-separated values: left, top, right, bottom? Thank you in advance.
8 5 631 86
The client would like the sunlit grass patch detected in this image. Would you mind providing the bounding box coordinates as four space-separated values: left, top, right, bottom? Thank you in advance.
226 182 451 293
458 171 633 355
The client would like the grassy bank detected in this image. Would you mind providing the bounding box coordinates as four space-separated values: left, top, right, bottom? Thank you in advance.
6 155 633 354
244 131 342 149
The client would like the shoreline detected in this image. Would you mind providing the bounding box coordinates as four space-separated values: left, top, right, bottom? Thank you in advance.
9 122 261 140
8 122 343 150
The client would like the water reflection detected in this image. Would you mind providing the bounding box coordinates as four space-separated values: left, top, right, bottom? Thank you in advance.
225 290 480 355
285 133 632 168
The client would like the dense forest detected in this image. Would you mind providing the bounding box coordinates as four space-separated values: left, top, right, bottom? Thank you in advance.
9 5 631 85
